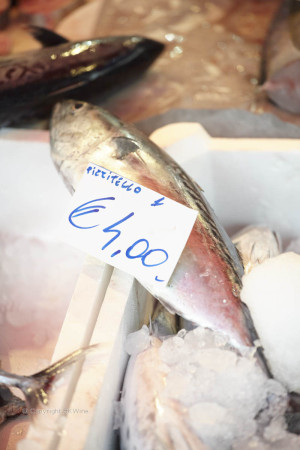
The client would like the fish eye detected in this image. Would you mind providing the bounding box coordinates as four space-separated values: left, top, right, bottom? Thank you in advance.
73 102 84 110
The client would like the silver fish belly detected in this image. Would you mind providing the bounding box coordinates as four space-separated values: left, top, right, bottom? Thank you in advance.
50 100 254 347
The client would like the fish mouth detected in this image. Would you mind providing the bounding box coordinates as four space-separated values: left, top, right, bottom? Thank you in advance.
137 37 165 60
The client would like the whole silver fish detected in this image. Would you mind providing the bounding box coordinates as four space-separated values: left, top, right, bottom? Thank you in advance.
0 346 94 424
232 225 282 274
261 0 300 114
50 100 254 348
0 27 164 125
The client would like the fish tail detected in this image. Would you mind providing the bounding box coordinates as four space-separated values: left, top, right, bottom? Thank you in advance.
19 345 98 410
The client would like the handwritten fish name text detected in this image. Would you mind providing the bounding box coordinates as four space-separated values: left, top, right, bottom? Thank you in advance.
87 165 142 194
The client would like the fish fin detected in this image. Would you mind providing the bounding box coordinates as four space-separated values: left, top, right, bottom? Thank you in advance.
27 26 69 47
112 136 140 160
241 302 272 377
20 345 98 410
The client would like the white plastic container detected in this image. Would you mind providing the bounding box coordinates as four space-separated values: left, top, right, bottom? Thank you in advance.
1 124 300 449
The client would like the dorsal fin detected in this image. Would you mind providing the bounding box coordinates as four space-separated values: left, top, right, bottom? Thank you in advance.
28 26 69 47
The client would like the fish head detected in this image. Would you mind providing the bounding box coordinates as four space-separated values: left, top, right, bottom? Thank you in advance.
50 99 158 192
50 100 130 191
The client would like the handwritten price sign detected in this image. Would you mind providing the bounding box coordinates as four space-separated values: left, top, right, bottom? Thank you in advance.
59 163 197 286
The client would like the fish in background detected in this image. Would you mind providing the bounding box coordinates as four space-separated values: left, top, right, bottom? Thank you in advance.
232 225 282 274
0 26 164 125
261 0 300 114
0 345 94 425
50 99 259 349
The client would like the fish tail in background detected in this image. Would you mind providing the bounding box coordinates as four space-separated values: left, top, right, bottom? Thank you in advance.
0 345 97 412
260 0 300 114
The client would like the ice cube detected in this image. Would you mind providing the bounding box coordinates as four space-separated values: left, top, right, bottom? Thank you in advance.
241 252 300 392
159 334 185 365
125 325 151 356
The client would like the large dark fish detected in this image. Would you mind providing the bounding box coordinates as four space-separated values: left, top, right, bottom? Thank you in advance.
0 345 94 424
50 100 256 348
0 27 164 125
261 0 300 114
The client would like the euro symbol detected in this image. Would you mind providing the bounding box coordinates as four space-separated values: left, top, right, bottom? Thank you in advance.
68 197 115 229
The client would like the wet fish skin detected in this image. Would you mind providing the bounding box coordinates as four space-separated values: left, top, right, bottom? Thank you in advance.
261 0 300 114
50 100 254 348
232 225 282 274
0 346 95 424
0 30 164 125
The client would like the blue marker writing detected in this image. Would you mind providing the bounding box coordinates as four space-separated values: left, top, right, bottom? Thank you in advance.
102 212 135 250
151 196 165 206
69 197 115 229
126 239 168 267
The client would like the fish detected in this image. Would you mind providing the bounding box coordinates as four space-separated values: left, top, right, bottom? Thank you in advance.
232 225 282 274
0 345 95 424
261 0 300 114
0 26 164 125
50 100 257 349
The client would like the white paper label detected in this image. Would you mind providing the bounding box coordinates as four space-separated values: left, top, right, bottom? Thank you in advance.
59 163 197 286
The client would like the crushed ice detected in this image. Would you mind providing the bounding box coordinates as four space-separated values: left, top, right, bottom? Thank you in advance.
118 324 299 449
